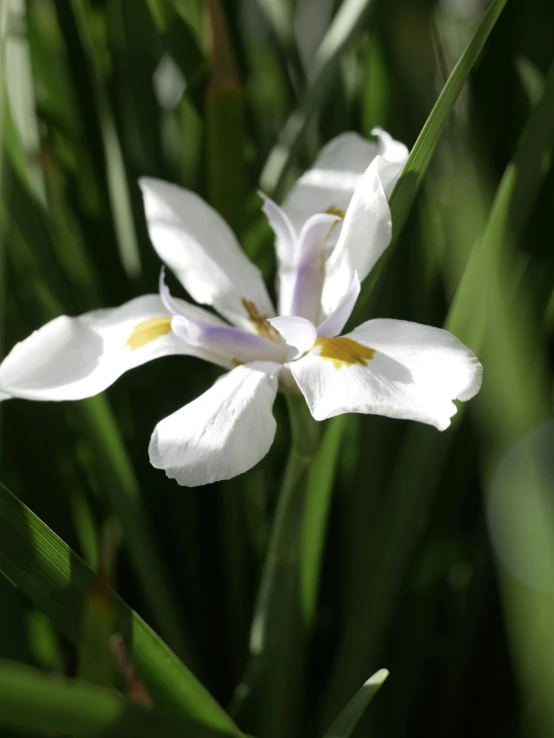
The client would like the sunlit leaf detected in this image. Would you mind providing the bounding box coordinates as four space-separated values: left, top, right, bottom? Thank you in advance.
0 658 237 738
322 669 389 738
0 481 243 737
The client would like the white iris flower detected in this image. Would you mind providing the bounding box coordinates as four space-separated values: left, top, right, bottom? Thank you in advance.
0 129 482 486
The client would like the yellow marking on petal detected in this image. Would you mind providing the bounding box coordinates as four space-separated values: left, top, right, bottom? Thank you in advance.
241 298 280 341
324 205 345 242
315 336 375 369
126 317 172 350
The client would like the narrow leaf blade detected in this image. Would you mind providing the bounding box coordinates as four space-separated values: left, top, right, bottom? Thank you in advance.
0 481 242 736
0 658 237 738
388 0 508 240
323 669 389 738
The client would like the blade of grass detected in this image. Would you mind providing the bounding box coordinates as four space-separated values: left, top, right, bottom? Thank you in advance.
0 0 9 432
387 0 507 240
321 39 554 734
68 0 141 280
254 0 305 93
205 0 245 235
145 0 206 110
0 481 243 736
2 82 193 665
300 415 348 627
447 55 554 344
0 658 238 738
74 395 196 667
77 525 118 687
3 0 45 203
322 669 389 738
230 393 320 738
353 0 508 320
260 0 378 196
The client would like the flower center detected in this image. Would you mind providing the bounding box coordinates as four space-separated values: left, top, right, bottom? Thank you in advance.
241 298 280 341
315 336 375 369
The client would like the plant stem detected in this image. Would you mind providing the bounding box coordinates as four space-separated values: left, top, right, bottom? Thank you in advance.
230 392 320 738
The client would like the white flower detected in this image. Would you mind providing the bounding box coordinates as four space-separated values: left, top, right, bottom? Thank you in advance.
0 129 482 486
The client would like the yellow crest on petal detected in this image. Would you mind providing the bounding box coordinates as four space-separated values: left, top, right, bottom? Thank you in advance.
241 298 280 341
324 206 345 219
127 317 172 350
315 336 375 369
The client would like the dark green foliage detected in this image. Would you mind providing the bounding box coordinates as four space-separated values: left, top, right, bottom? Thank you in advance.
1 1 554 737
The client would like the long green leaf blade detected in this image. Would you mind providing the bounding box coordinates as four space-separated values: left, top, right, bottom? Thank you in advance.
322 669 389 738
388 0 508 241
300 415 347 626
0 658 236 738
0 481 243 736
353 0 508 319
260 0 377 195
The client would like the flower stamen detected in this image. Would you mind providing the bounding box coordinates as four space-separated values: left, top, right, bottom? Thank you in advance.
241 298 280 341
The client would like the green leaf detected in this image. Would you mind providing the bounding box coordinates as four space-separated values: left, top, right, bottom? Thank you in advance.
205 0 245 235
446 55 554 442
354 0 508 319
231 393 320 738
77 527 117 687
322 669 389 738
0 481 243 737
145 0 206 109
300 415 348 627
0 658 238 737
387 0 508 240
260 0 378 195
2 19 190 663
75 395 196 667
69 0 141 280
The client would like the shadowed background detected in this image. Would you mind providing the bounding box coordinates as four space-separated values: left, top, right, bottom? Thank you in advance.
1 0 554 736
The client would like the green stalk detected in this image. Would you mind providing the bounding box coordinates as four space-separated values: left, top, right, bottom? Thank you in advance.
230 392 320 738
74 396 195 668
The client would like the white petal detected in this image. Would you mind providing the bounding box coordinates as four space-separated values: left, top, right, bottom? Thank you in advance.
268 316 317 360
140 177 275 330
0 295 226 401
290 319 482 430
149 361 280 486
372 127 409 168
317 271 360 338
321 154 401 316
282 132 380 234
258 193 299 317
259 192 297 269
285 212 339 322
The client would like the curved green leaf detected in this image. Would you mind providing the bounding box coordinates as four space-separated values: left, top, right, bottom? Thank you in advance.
300 415 348 627
260 0 377 195
0 658 235 738
387 0 508 240
354 0 508 317
322 669 389 738
0 482 243 737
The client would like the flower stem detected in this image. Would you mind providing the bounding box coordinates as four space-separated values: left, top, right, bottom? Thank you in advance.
229 392 320 738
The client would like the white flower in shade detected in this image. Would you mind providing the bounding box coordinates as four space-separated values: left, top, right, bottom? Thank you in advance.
0 129 482 486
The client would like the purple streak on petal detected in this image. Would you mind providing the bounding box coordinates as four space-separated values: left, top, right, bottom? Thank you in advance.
172 316 286 365
288 213 340 323
160 267 285 363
